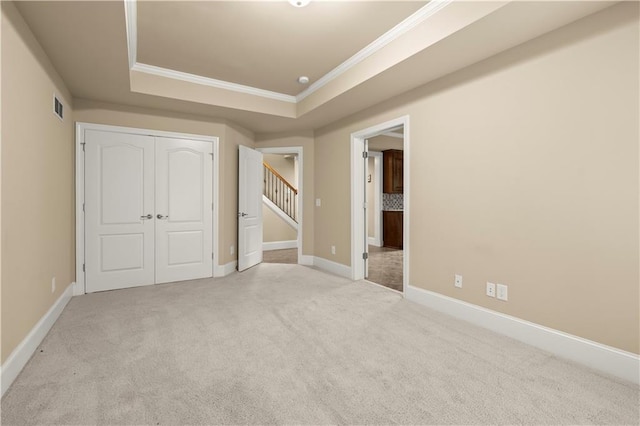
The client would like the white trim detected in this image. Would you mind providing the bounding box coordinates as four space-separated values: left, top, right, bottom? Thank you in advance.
351 116 410 291
262 196 298 231
312 257 352 279
214 260 237 277
405 285 640 385
132 63 297 104
75 122 220 294
368 151 383 247
263 240 297 251
296 0 453 102
123 0 453 104
256 147 304 266
299 255 314 266
1 282 74 397
123 0 137 69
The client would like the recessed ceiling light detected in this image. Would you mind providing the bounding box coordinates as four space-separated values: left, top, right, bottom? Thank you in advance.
289 0 311 8
297 76 310 84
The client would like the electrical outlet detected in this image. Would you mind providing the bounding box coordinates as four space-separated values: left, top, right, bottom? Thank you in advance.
51 277 56 293
454 274 463 288
331 245 336 255
230 245 234 255
315 198 321 207
486 282 496 298
497 283 508 301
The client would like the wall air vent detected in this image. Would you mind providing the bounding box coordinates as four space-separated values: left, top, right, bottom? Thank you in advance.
53 94 63 121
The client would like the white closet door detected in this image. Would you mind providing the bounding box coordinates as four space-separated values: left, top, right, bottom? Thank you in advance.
155 137 213 284
85 130 155 293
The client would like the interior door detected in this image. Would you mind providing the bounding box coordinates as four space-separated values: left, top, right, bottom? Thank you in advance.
85 130 155 293
364 139 369 279
155 137 213 284
238 145 263 271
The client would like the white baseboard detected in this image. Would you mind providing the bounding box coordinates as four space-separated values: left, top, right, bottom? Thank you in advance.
73 280 84 296
299 255 314 266
368 237 381 247
214 261 237 277
312 256 352 279
263 240 297 251
405 285 640 385
1 282 74 397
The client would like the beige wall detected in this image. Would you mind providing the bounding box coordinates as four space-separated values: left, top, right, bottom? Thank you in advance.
255 132 314 256
72 99 254 267
314 3 639 353
264 153 295 186
368 134 403 151
1 2 75 363
262 153 297 243
262 206 297 243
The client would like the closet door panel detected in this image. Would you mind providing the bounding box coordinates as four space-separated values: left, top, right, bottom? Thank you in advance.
85 130 155 293
155 138 213 284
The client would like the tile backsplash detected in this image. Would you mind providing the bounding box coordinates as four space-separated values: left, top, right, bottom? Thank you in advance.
383 193 403 210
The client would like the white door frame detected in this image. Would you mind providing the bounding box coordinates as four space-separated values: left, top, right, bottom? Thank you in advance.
367 151 383 247
256 146 304 264
350 116 410 292
75 122 220 295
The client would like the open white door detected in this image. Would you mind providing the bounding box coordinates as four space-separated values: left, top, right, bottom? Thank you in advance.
85 130 155 293
238 145 263 272
364 139 370 279
155 137 213 284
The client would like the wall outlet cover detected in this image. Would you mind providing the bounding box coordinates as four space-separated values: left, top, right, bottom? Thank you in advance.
454 274 463 288
497 283 508 301
486 282 496 298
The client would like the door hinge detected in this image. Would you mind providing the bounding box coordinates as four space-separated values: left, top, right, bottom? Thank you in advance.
82 263 85 272
211 203 214 210
81 142 86 152
362 151 368 158
212 253 214 260
363 252 369 260
82 203 85 212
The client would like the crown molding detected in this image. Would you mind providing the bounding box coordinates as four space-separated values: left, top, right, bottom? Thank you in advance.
295 0 453 102
124 0 453 106
124 0 137 69
131 63 298 103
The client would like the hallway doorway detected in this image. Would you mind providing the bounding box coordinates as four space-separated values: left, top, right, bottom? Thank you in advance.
350 116 409 293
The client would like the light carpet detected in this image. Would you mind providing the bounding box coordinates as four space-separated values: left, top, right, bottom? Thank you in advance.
1 264 638 425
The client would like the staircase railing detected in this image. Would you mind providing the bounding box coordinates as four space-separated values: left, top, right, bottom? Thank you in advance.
263 161 298 222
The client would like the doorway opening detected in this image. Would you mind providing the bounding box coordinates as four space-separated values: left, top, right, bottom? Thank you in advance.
351 116 409 294
257 147 303 265
367 130 404 292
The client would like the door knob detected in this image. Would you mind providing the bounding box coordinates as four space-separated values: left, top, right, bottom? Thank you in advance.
157 214 169 220
238 212 248 217
140 214 153 220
